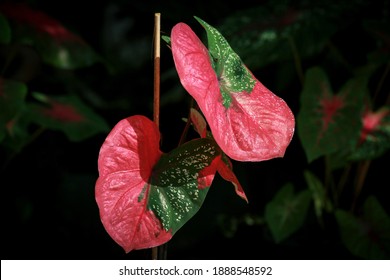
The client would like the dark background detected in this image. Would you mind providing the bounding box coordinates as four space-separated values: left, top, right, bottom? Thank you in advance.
1 0 389 260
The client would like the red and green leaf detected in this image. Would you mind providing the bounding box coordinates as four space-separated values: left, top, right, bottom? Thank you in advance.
350 106 390 160
297 67 366 162
28 92 109 141
95 115 222 252
0 3 100 69
171 17 295 162
189 108 248 202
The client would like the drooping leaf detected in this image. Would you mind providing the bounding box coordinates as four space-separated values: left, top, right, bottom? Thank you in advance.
96 115 170 252
297 67 366 162
0 3 100 69
265 183 311 243
148 138 221 232
95 115 221 252
27 92 109 141
0 13 11 44
335 196 390 259
0 78 27 142
189 108 248 202
171 17 295 162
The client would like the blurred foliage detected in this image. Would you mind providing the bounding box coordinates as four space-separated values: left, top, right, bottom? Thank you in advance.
1 0 389 260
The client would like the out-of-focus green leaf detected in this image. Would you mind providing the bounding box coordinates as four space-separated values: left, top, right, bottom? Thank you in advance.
0 13 11 44
265 183 311 243
217 1 368 69
297 67 366 163
27 92 109 141
335 196 390 259
0 78 27 142
0 3 101 69
363 19 390 66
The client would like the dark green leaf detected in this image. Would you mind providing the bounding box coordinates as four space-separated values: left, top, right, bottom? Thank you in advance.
265 183 311 243
335 196 390 259
216 2 367 69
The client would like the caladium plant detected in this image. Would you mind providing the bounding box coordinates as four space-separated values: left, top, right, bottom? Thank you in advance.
95 115 234 252
95 17 295 253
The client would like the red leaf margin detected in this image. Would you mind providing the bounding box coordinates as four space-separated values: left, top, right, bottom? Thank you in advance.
171 22 295 162
190 108 248 202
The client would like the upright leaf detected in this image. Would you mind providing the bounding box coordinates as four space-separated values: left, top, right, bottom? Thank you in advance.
297 67 366 162
265 183 311 243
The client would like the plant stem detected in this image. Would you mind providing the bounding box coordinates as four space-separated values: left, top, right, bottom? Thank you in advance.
287 35 304 87
324 155 336 207
336 163 351 208
351 159 371 213
151 12 168 260
153 12 161 128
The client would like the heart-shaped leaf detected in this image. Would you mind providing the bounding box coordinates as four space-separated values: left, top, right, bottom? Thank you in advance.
96 115 222 252
265 183 311 243
171 17 295 162
297 67 366 162
28 92 109 141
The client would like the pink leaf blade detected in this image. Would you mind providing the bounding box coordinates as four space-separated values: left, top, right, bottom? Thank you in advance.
95 115 171 253
217 155 248 202
171 21 295 162
95 173 171 253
